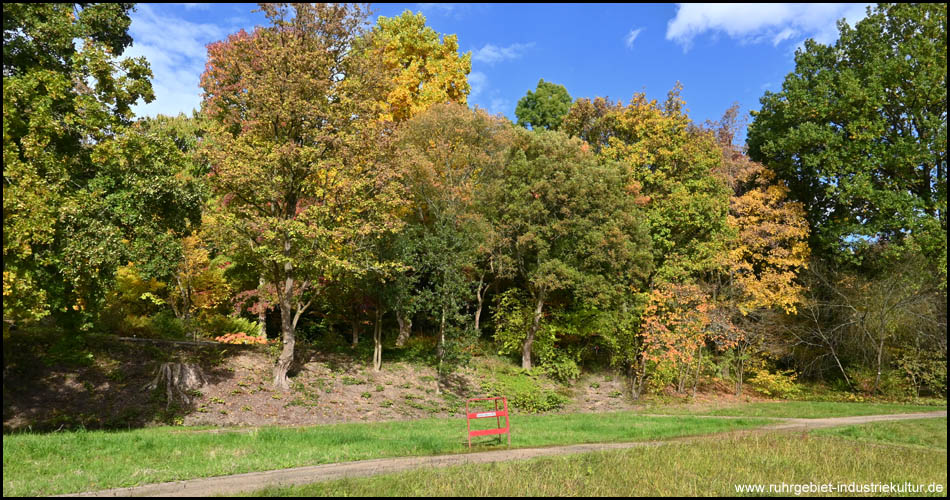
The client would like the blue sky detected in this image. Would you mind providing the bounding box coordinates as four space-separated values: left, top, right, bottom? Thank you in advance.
126 3 871 142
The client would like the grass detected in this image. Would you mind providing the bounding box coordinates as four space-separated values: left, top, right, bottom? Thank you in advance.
245 431 948 497
813 417 947 450
650 401 946 419
2 412 769 496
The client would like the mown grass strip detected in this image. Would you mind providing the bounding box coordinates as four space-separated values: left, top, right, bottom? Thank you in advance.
813 417 948 451
2 412 768 496
245 432 949 497
652 401 946 419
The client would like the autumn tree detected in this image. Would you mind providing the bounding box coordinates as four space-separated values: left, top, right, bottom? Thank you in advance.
4 3 203 331
486 129 653 369
515 79 573 131
364 10 471 123
394 102 511 376
330 11 472 360
563 85 732 283
702 105 811 394
561 86 736 394
200 3 404 388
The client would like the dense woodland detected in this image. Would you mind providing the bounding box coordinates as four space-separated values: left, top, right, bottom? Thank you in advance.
4 3 946 400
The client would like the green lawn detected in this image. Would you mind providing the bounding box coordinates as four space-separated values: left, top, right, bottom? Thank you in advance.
654 401 946 419
246 431 948 497
813 417 947 450
2 412 768 496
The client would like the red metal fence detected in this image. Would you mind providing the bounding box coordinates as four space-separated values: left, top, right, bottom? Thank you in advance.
465 397 510 448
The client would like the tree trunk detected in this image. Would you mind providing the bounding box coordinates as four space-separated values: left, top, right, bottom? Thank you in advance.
691 346 703 398
522 292 545 370
143 362 206 407
373 308 383 372
872 337 885 395
273 288 295 390
628 358 647 401
734 343 745 396
257 276 267 337
351 317 360 348
395 312 411 347
474 273 486 333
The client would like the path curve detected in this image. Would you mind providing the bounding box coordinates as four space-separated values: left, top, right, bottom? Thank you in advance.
62 410 946 497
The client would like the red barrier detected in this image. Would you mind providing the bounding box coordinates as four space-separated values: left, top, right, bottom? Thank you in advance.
466 397 510 448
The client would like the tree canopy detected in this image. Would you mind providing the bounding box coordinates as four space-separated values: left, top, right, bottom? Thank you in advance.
747 3 947 277
515 79 573 131
3 3 201 329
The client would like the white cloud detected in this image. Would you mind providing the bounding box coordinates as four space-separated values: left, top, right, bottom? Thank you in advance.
489 97 511 116
666 3 872 51
771 27 797 46
625 28 643 50
471 42 534 65
175 3 210 11
416 3 455 14
468 71 487 98
126 4 228 118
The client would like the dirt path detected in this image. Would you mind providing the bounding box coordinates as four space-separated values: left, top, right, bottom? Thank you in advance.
63 410 946 497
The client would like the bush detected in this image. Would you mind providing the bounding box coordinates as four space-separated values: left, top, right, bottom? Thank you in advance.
480 370 569 413
215 332 269 345
542 356 581 384
747 369 802 399
148 311 187 340
850 368 914 399
199 314 260 339
400 336 438 364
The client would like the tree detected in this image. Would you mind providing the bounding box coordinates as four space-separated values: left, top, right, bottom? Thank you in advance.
563 85 732 282
487 129 653 369
702 105 812 394
747 3 947 276
364 10 471 123
4 3 202 330
200 3 404 388
395 102 511 377
515 79 573 131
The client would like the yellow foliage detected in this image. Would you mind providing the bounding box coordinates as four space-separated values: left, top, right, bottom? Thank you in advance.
368 11 471 123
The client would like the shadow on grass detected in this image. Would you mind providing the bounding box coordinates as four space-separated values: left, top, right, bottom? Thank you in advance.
2 328 250 433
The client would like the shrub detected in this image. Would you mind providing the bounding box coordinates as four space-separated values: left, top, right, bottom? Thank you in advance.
850 368 915 399
200 315 260 339
747 369 802 399
480 370 569 413
542 356 581 384
148 311 187 340
215 332 269 345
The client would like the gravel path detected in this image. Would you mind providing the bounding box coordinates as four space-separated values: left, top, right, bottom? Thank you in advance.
63 410 947 497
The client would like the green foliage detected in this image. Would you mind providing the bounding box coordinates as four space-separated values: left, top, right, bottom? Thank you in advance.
563 85 731 281
4 3 205 326
747 4 947 276
515 79 573 131
480 369 569 413
485 127 653 369
198 315 259 339
491 289 533 357
541 356 581 385
896 345 947 398
747 369 802 399
849 368 915 400
147 311 188 340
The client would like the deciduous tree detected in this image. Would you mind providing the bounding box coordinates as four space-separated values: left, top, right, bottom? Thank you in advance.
4 3 201 329
747 3 946 275
515 79 573 131
200 3 404 388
